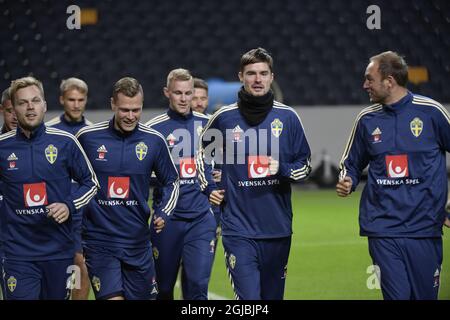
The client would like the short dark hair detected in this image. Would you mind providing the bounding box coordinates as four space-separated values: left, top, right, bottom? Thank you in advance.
112 77 144 102
193 78 208 92
240 47 273 73
370 51 408 87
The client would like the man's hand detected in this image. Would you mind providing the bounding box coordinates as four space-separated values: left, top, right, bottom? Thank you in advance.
445 198 450 228
268 157 279 175
47 202 70 224
210 189 225 206
212 169 222 183
444 218 450 228
153 215 165 233
336 176 353 197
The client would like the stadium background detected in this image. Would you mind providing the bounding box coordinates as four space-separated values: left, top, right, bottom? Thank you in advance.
1 0 449 299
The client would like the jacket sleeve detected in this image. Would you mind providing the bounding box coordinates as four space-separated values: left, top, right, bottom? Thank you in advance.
64 136 99 215
152 136 180 216
196 149 217 197
433 105 450 152
338 117 370 191
278 112 312 182
198 115 222 195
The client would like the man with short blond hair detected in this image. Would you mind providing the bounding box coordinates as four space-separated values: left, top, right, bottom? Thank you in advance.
45 77 93 300
77 77 179 300
146 69 223 300
46 77 92 133
0 76 98 300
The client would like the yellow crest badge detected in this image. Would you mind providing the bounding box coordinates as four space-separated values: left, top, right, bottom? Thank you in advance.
92 276 101 292
135 142 148 161
153 246 159 260
410 117 423 137
228 253 236 269
7 276 17 292
271 118 283 138
45 144 58 164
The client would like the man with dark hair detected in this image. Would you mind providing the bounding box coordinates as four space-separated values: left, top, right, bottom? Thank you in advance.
76 77 179 300
337 51 450 300
191 78 209 114
0 76 99 300
200 48 312 299
46 77 93 300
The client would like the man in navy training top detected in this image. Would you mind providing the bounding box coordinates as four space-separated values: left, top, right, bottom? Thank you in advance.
77 77 180 300
0 76 99 300
45 77 93 300
200 48 312 300
0 87 18 300
179 77 223 299
336 51 450 300
146 69 224 300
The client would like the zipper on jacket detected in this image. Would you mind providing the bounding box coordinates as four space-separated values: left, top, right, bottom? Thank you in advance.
30 142 34 177
393 113 397 150
120 137 125 170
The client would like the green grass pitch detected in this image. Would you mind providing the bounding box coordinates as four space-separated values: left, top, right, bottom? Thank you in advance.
204 189 450 300
86 188 450 300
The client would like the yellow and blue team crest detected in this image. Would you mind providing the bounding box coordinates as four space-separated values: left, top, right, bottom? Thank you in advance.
410 117 423 137
92 276 101 292
45 144 58 164
7 276 17 292
135 142 148 161
153 246 159 260
271 118 283 138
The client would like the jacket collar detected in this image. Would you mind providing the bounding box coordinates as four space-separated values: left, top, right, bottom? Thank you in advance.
60 114 86 127
108 117 140 138
167 108 193 121
16 122 46 141
383 91 413 113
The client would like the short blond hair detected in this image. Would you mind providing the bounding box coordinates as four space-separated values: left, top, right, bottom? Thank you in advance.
60 77 88 95
9 76 45 106
166 68 193 88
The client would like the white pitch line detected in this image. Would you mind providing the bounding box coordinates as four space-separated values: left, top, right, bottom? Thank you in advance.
175 279 231 300
208 291 230 300
293 240 367 248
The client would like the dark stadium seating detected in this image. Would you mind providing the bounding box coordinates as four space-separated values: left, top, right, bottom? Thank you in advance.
0 0 448 109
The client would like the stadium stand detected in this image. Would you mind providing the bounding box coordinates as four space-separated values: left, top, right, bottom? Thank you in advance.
0 0 448 109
